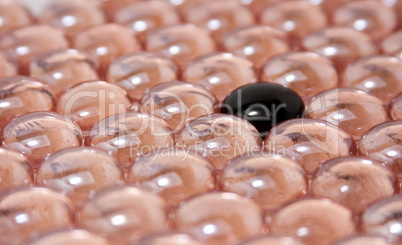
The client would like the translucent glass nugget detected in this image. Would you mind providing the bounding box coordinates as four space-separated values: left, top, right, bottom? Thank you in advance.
0 147 33 191
390 93 402 120
0 1 32 36
0 55 17 78
27 229 111 245
133 232 202 245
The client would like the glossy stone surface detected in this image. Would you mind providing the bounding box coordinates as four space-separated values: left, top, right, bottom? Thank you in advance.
390 93 402 120
27 229 111 245
77 186 168 244
73 23 140 70
95 0 134 20
270 199 355 245
333 235 396 245
260 51 338 101
1 112 83 168
37 147 124 205
238 235 305 245
107 51 179 101
0 187 74 245
264 119 356 174
141 81 218 132
176 114 262 170
39 0 106 41
113 1 180 42
0 25 69 74
0 76 55 129
0 147 33 191
89 112 174 169
333 1 397 41
381 30 402 59
127 147 215 206
183 52 257 102
312 157 395 213
145 24 216 67
184 0 255 41
134 232 202 245
221 153 307 210
30 49 99 97
307 88 387 140
220 83 305 138
174 192 263 244
239 0 281 15
342 55 402 104
313 0 353 17
358 121 402 179
221 25 290 69
302 27 378 73
0 55 17 77
260 1 327 45
56 81 131 133
0 1 32 36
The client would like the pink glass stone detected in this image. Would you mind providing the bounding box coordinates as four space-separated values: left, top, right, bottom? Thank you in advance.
126 102 141 112
0 76 56 129
73 23 141 70
238 0 281 15
307 88 387 140
238 235 305 245
89 112 174 169
332 1 397 41
0 147 33 191
260 51 338 101
312 157 395 214
176 114 262 171
106 51 179 101
183 0 255 42
29 49 99 98
145 24 216 68
358 121 402 179
77 186 168 244
1 112 83 169
27 229 111 245
56 81 131 134
390 93 402 120
312 0 353 17
183 52 257 102
39 0 106 41
381 30 402 59
134 231 202 245
264 119 356 175
0 1 32 36
141 81 218 133
0 25 69 74
221 25 290 70
113 1 180 42
342 55 402 104
36 147 124 206
127 147 215 206
302 27 378 73
94 0 136 20
260 1 327 47
174 192 263 244
0 55 17 78
220 153 307 210
362 196 402 243
0 187 74 245
270 198 356 245
333 235 396 245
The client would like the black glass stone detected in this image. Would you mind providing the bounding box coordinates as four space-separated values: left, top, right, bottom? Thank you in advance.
220 82 305 137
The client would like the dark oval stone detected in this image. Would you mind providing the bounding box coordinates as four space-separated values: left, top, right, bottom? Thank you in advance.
220 82 305 137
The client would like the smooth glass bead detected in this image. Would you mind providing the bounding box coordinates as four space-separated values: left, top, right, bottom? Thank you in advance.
36 147 124 205
174 192 263 245
27 229 111 245
307 88 387 140
238 0 281 15
106 51 179 101
311 0 352 17
238 235 305 245
0 55 17 78
133 231 202 245
30 49 99 98
176 114 262 170
220 153 307 210
0 76 55 129
141 81 218 133
381 30 402 59
0 147 33 191
0 1 32 36
77 186 168 244
145 24 216 68
56 81 131 133
0 187 74 245
333 235 396 245
1 111 83 168
270 199 355 245
342 55 402 104
390 93 402 120
260 51 338 101
264 119 356 174
183 52 257 102
89 112 174 169
221 25 290 70
94 0 136 20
